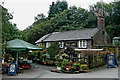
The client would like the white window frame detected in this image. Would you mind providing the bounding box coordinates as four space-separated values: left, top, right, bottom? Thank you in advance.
46 42 49 48
59 42 64 48
46 42 51 48
78 40 87 48
78 53 81 61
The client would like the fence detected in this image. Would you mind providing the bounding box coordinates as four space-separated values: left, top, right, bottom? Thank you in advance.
75 50 110 69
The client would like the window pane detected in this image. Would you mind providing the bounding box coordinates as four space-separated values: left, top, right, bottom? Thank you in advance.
80 41 82 47
59 42 64 48
83 40 86 48
46 43 48 48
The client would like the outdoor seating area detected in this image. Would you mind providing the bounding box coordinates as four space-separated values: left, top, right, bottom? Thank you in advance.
2 39 42 75
2 57 32 74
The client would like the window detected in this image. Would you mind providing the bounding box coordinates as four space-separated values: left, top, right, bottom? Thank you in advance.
46 42 51 48
59 42 64 48
65 41 77 47
78 40 87 48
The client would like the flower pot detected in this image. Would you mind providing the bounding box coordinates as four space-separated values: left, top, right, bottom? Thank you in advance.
57 66 61 70
70 69 74 72
44 62 46 64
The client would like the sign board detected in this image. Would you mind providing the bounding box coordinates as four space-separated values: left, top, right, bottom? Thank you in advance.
107 55 115 68
8 63 18 76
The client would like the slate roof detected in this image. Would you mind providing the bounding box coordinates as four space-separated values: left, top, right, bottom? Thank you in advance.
35 34 51 43
35 28 99 43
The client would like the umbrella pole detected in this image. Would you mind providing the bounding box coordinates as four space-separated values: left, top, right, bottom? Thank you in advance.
16 51 18 64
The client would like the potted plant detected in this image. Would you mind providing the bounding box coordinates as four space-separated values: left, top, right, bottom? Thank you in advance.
80 64 88 70
61 58 67 72
57 65 61 70
73 63 80 71
57 62 61 70
66 64 70 71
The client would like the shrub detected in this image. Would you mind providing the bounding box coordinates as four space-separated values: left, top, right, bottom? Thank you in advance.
45 58 49 63
61 58 67 68
47 42 60 58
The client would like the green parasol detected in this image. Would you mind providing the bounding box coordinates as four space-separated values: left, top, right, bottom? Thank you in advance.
7 39 42 64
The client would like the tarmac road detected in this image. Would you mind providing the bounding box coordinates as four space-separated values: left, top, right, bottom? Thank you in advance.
2 63 118 78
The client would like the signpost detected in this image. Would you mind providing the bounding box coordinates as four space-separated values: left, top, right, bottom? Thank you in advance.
8 63 18 76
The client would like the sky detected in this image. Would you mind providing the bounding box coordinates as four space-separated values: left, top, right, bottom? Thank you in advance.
1 0 113 31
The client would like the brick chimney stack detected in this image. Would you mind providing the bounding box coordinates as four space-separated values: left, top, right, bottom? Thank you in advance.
97 9 105 30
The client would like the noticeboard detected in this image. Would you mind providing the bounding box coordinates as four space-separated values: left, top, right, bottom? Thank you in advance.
8 63 18 75
108 56 113 65
107 55 115 68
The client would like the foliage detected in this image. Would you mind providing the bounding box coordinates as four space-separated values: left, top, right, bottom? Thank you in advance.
21 1 120 44
115 40 120 47
61 58 67 68
47 42 60 58
55 61 62 67
79 59 84 65
40 50 47 60
64 47 74 54
40 45 46 50
1 5 22 42
80 64 88 70
45 58 49 63
8 57 14 63
2 1 120 46
106 24 120 38
34 14 46 22
40 54 46 60
73 63 80 66
89 1 120 39
28 51 36 60
48 0 68 18
1 5 23 55
50 7 89 32
25 20 53 44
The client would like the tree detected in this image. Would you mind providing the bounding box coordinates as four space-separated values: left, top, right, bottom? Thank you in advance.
25 20 53 44
48 0 68 19
50 6 89 32
106 24 120 38
47 42 60 59
34 14 46 22
22 1 120 44
1 5 21 42
1 5 23 56
89 1 120 38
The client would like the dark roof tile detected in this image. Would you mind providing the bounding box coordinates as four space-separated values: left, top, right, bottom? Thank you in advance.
36 28 99 43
